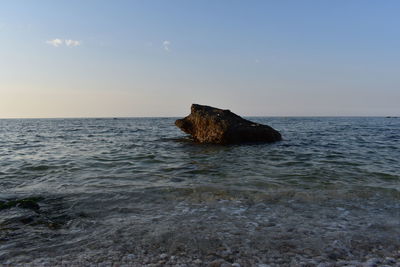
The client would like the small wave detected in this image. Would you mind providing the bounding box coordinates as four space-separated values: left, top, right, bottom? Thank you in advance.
24 165 52 171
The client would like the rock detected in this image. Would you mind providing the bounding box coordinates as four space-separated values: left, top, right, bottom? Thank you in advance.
175 104 282 144
193 259 203 264
363 258 381 267
384 257 396 264
327 252 341 261
159 253 168 260
208 259 230 267
0 197 42 211
126 254 136 260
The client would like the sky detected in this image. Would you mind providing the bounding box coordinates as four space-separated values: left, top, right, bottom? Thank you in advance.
1 0 400 118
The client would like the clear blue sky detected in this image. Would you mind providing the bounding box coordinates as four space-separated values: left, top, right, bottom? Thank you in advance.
1 0 399 117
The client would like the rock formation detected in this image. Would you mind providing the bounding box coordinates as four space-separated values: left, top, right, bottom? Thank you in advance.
175 104 282 144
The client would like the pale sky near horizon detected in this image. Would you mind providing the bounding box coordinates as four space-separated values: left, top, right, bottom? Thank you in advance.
1 0 400 118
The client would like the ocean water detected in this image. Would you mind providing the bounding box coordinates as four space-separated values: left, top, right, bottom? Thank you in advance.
0 117 399 265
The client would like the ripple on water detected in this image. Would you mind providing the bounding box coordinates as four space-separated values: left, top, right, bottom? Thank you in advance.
0 117 399 263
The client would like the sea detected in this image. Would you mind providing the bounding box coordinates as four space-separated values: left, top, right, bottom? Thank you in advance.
0 117 399 265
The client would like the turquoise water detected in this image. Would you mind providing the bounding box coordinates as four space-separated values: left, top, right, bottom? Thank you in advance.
0 117 399 264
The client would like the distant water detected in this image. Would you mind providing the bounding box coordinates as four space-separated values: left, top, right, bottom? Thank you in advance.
1 117 399 264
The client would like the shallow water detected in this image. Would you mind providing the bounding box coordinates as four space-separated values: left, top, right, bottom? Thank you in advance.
0 117 399 265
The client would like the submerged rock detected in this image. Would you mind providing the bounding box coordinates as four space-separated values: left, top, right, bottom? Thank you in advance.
0 197 42 211
175 104 282 144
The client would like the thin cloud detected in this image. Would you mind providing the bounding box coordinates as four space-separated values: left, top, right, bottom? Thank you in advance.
46 38 63 47
65 39 81 47
162 40 171 51
46 38 81 47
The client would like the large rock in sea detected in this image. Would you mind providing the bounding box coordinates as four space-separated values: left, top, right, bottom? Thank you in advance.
175 104 282 144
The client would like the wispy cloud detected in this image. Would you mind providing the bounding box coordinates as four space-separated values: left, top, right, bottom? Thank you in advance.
46 38 63 47
46 38 81 47
65 39 81 47
162 40 171 51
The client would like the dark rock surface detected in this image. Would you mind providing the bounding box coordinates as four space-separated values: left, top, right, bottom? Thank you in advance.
175 104 282 144
0 197 42 211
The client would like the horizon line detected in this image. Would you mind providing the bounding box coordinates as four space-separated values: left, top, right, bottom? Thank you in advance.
0 115 398 120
